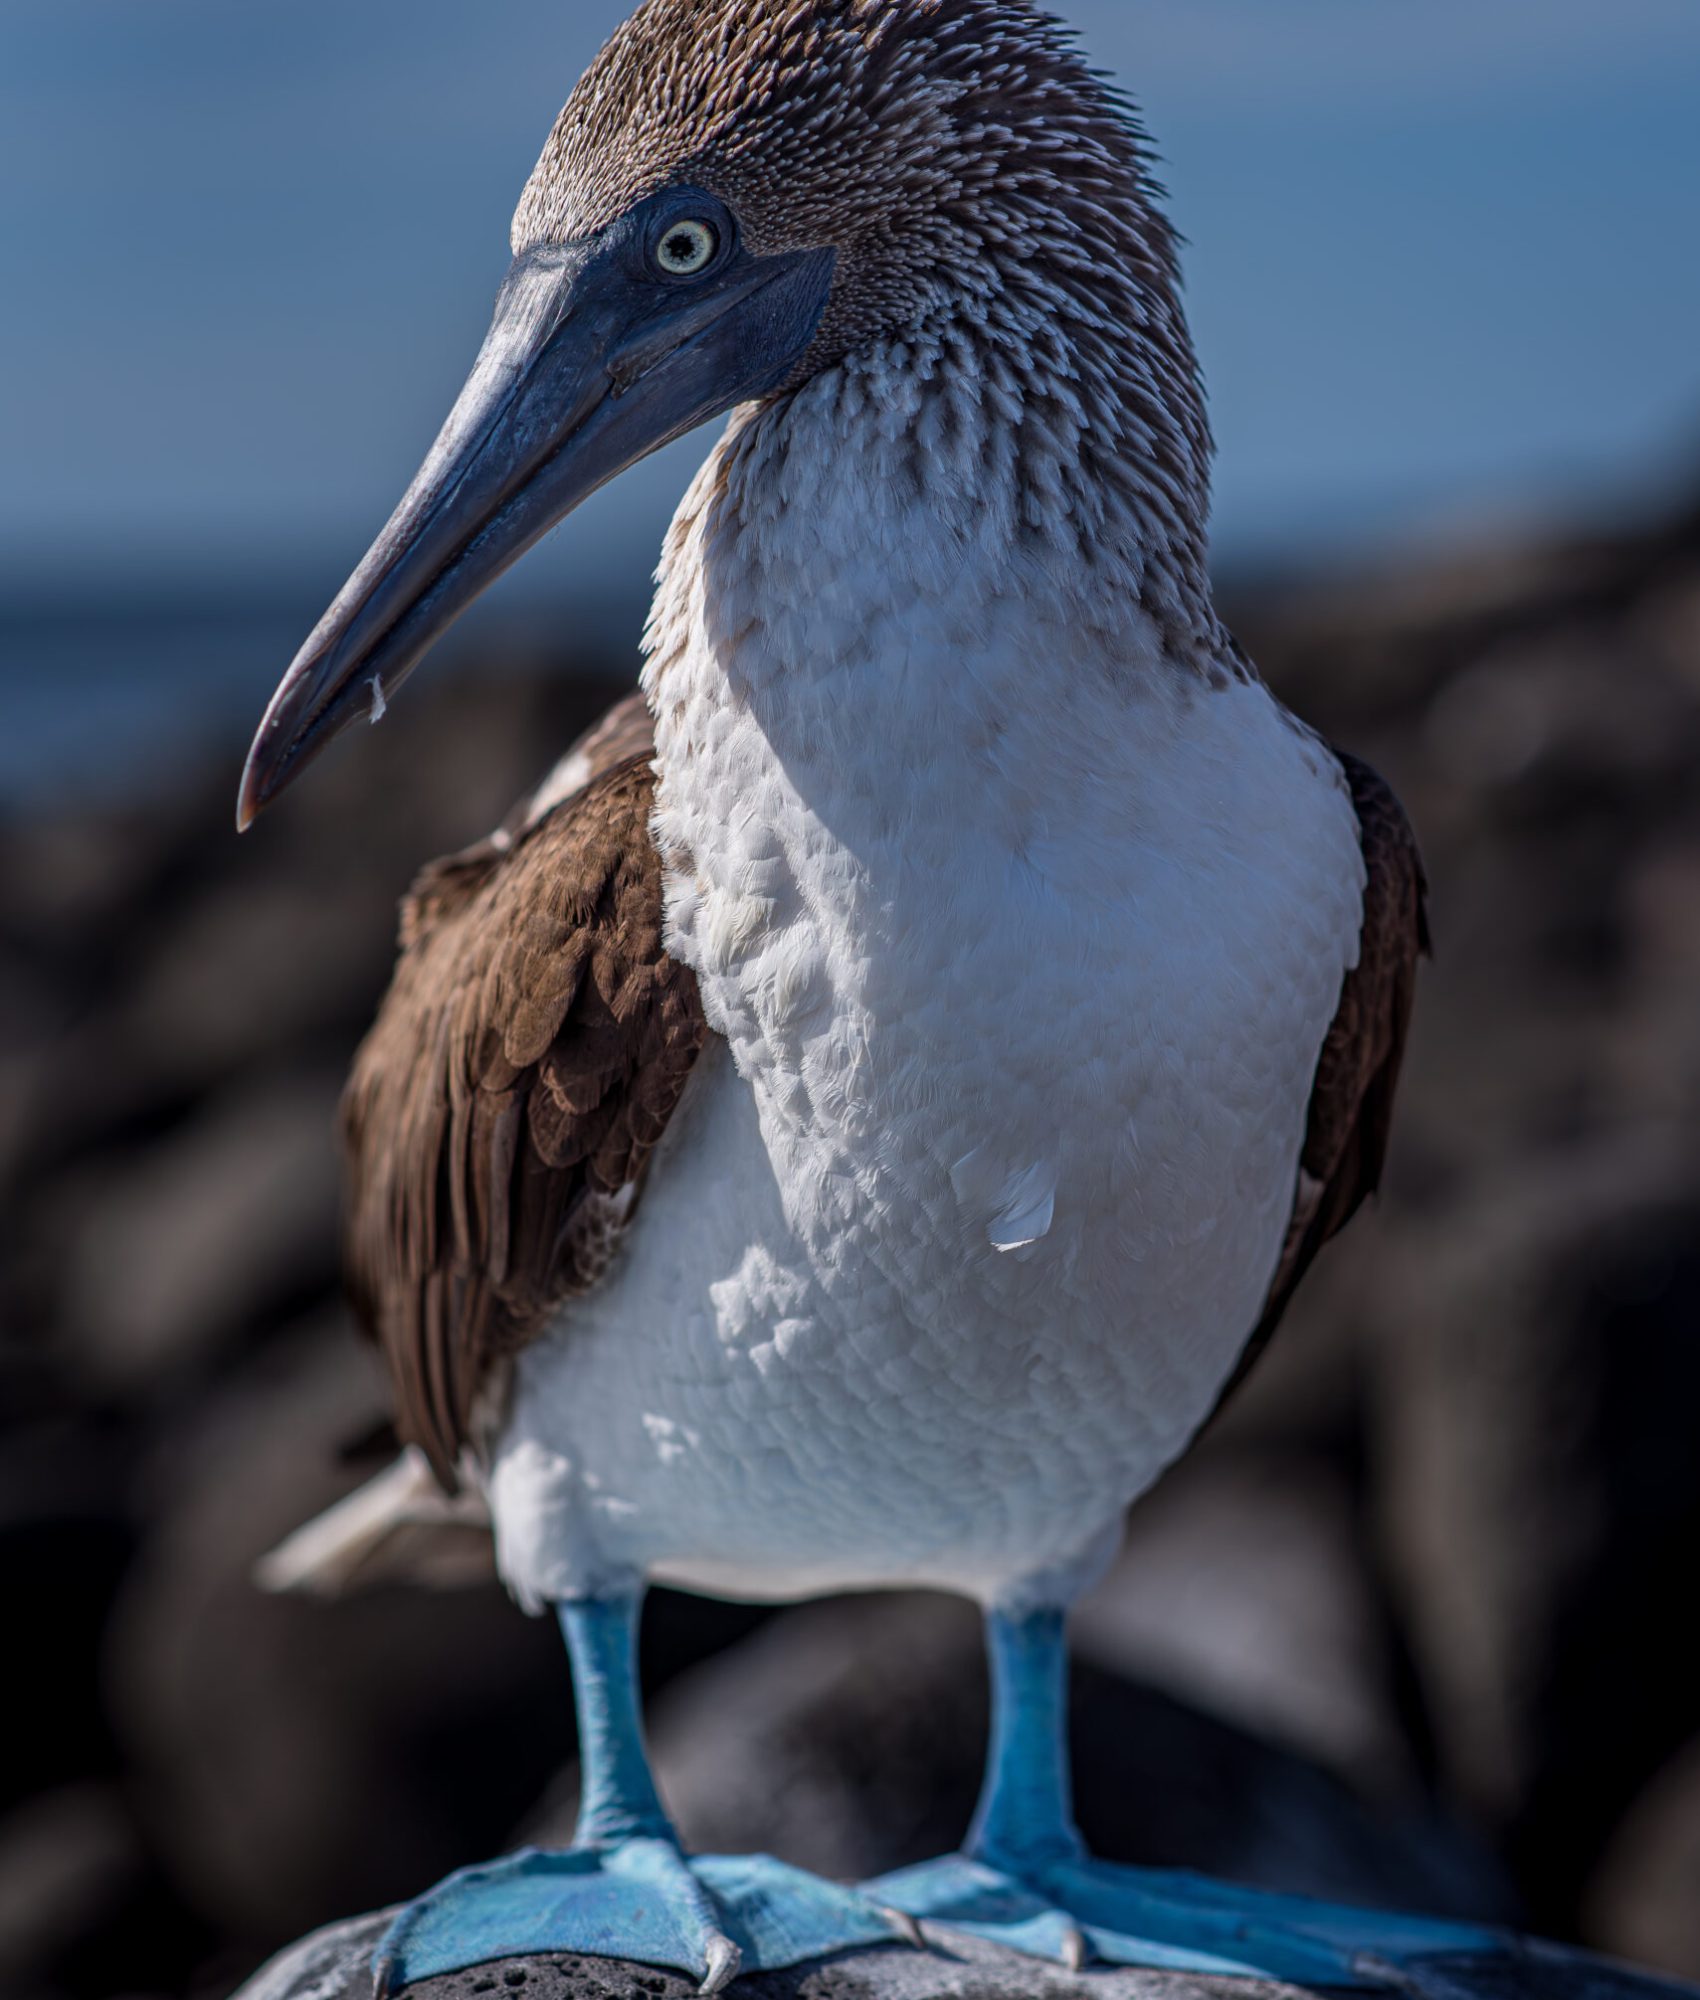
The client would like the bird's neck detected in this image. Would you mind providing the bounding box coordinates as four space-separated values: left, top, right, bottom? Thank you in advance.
640 330 1238 885
644 319 1225 728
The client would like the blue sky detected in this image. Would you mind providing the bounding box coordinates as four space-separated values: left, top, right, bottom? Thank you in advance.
4 0 1699 599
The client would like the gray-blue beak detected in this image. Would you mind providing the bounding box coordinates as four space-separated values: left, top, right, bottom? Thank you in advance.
238 194 834 827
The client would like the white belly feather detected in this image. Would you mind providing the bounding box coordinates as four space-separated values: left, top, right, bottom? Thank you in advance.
488 683 1363 1613
487 383 1366 1615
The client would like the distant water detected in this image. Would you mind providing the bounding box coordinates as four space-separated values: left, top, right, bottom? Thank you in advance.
0 592 312 808
0 479 1610 814
0 580 644 813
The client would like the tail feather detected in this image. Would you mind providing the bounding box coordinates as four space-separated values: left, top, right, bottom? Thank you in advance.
256 1448 494 1595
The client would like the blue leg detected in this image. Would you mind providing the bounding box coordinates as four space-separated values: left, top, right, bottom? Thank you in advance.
868 1605 1508 1987
375 1593 910 1994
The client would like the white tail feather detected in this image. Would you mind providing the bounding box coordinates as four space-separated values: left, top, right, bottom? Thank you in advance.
256 1448 494 1596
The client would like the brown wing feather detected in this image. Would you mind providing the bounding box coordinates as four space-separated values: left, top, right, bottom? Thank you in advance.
398 691 656 947
1211 748 1430 1417
342 710 708 1489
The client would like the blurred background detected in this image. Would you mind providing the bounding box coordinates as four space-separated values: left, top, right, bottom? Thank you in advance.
4 3 1700 1996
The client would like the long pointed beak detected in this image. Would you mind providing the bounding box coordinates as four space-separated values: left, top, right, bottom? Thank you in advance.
238 226 834 828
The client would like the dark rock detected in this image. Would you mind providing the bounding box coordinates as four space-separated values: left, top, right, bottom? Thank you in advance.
106 1321 570 1949
53 1074 344 1392
0 1431 132 1805
231 1911 1700 2000
0 1784 141 1988
1076 1455 1417 1792
623 1596 987 1880
114 879 396 1090
1588 1737 1700 1980
1372 1149 1700 1930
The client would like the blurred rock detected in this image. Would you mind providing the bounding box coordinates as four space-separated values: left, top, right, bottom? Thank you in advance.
1588 1737 1700 1980
107 1319 570 1949
616 1596 987 1880
1374 1147 1700 1933
1075 1455 1416 1794
115 881 394 1090
0 1785 141 1990
0 1423 132 1808
233 1908 1700 2000
54 1075 343 1392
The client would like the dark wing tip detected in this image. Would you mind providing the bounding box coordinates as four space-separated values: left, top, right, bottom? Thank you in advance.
1204 745 1428 1431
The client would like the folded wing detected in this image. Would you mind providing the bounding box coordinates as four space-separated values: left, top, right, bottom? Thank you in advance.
342 698 708 1487
1218 749 1430 1413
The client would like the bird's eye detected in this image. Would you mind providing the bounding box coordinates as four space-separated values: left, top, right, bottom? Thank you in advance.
654 219 719 277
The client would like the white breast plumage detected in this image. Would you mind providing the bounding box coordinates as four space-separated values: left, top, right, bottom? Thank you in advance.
486 352 1365 1615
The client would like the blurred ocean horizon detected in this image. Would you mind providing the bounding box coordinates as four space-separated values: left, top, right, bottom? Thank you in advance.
5 444 1695 810
5 0 1700 805
0 559 638 812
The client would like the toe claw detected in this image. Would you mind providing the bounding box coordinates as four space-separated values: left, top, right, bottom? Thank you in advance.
700 1933 743 1995
1060 1923 1089 1972
879 1905 928 1951
1352 1952 1483 2000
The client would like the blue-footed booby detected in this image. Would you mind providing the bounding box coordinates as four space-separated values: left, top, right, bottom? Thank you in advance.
242 0 1495 1992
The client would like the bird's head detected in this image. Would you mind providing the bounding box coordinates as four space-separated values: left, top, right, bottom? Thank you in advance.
240 0 1200 826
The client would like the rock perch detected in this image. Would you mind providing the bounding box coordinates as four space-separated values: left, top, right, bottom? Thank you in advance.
236 1912 1700 2000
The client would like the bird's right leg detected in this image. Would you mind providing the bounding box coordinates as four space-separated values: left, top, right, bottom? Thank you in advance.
869 1603 1505 1988
372 1591 912 1995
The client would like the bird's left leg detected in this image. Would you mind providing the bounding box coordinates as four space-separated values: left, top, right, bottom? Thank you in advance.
373 1591 912 1995
867 1603 1505 1986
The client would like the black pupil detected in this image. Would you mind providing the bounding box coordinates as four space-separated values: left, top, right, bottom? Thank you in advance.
665 228 705 267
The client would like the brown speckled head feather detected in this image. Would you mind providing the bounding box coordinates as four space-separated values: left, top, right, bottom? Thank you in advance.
342 701 707 1488
1209 750 1430 1422
516 0 1215 644
517 0 1190 355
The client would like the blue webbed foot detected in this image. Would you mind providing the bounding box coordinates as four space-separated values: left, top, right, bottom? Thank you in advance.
887 1607 1510 1990
866 1851 1504 1987
375 1838 918 1995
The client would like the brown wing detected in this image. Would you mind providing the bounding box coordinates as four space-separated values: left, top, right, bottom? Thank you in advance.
1212 749 1430 1416
400 691 657 942
342 711 708 1489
